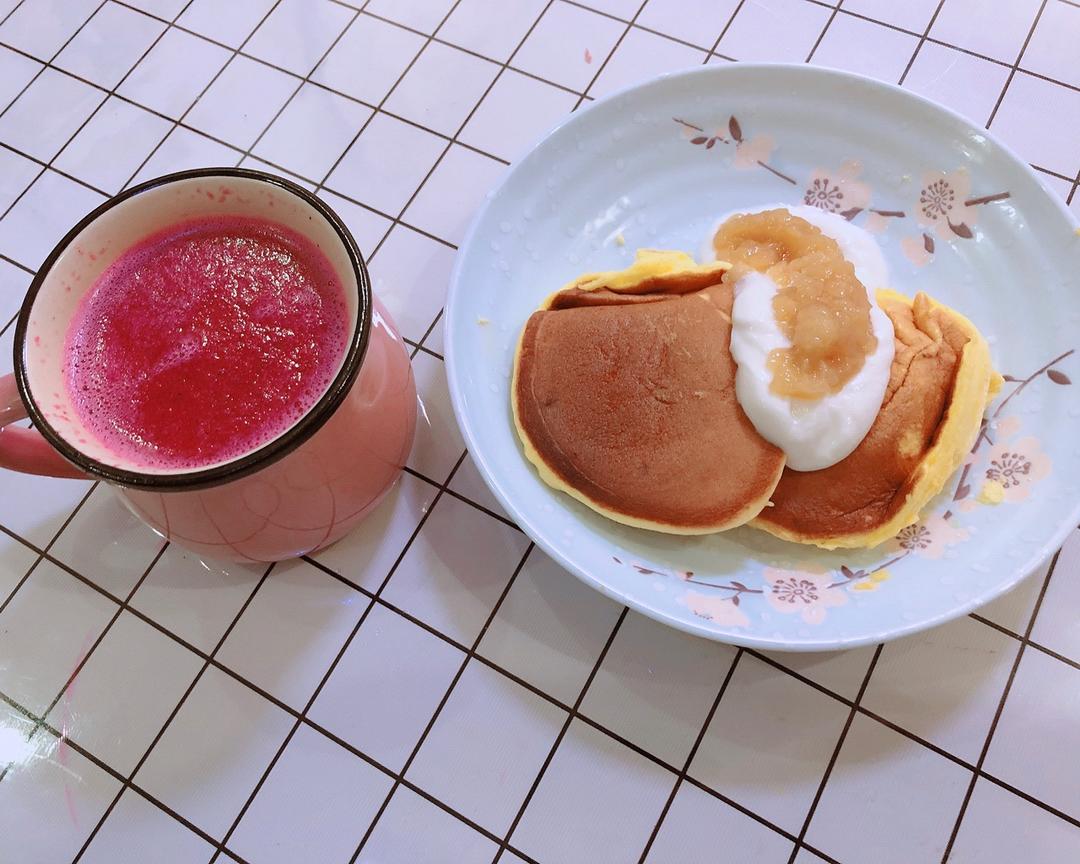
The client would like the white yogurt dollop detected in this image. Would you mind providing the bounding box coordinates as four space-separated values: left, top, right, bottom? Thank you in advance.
704 205 896 472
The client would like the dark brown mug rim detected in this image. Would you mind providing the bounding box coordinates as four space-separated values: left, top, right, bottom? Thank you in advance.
13 167 373 492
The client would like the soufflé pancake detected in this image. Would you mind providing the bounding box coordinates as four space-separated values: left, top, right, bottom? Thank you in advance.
512 251 785 534
511 209 999 549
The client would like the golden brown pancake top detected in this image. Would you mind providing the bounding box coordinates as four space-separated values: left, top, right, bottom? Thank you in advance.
755 292 978 541
514 270 785 533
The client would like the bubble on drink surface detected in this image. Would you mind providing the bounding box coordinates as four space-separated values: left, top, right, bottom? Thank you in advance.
64 215 350 472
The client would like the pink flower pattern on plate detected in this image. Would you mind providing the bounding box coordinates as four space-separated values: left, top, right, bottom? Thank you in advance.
679 590 751 628
763 567 846 625
802 160 871 217
890 513 970 559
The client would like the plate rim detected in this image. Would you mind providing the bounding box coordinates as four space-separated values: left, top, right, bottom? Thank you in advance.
444 62 1080 651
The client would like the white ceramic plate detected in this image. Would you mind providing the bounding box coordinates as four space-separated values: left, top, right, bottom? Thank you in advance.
445 64 1080 651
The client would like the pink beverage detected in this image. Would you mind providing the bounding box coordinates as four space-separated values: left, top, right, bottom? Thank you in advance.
64 215 349 470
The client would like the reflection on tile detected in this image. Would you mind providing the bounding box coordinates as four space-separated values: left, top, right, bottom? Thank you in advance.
310 602 463 771
47 611 201 775
230 724 393 864
0 728 122 862
512 720 673 864
582 611 736 767
407 351 467 482
0 559 116 715
407 661 566 834
902 42 1011 126
805 714 971 864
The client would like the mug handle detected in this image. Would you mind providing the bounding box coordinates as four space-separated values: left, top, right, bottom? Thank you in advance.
0 373 87 478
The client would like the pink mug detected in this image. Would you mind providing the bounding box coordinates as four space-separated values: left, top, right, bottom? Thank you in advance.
0 168 417 562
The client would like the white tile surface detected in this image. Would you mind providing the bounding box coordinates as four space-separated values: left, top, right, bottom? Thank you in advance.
383 492 530 646
841 0 941 33
118 28 232 119
646 780 794 863
0 168 107 269
54 96 172 194
861 616 1020 762
408 351 468 481
407 660 566 834
930 0 1042 63
310 601 464 771
364 0 457 34
368 224 457 342
717 0 832 62
902 41 1011 126
0 558 116 715
46 610 202 774
0 729 122 862
460 69 577 162
637 0 742 50
356 785 498 864
245 0 354 76
122 0 188 19
0 533 36 607
514 1 626 92
479 548 622 704
1022 0 1080 88
385 41 499 136
217 558 368 710
49 485 165 599
690 654 849 833
0 67 104 161
54 2 166 89
1030 529 1080 663
588 27 706 100
177 0 277 48
990 71 1080 177
950 778 1080 864
230 723 393 864
312 471 438 592
129 544 265 653
448 451 511 520
134 665 294 839
81 787 217 864
0 146 39 215
581 610 737 767
403 144 505 245
759 645 876 700
254 83 371 181
326 112 446 215
805 714 972 864
0 0 100 58
186 56 298 150
984 647 1080 820
512 719 674 864
0 45 43 114
129 126 240 186
440 0 548 61
312 14 427 106
810 11 919 82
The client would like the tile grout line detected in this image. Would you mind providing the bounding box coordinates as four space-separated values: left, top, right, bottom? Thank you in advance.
0 0 25 28
205 447 470 862
68 561 278 864
114 0 289 194
345 541 538 863
635 648 745 862
984 0 1050 131
489 605 631 864
896 0 948 86
804 0 844 64
572 0 651 109
940 549 1060 861
786 643 884 864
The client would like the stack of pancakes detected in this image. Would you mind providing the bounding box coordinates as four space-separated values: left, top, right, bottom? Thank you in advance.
512 250 999 549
